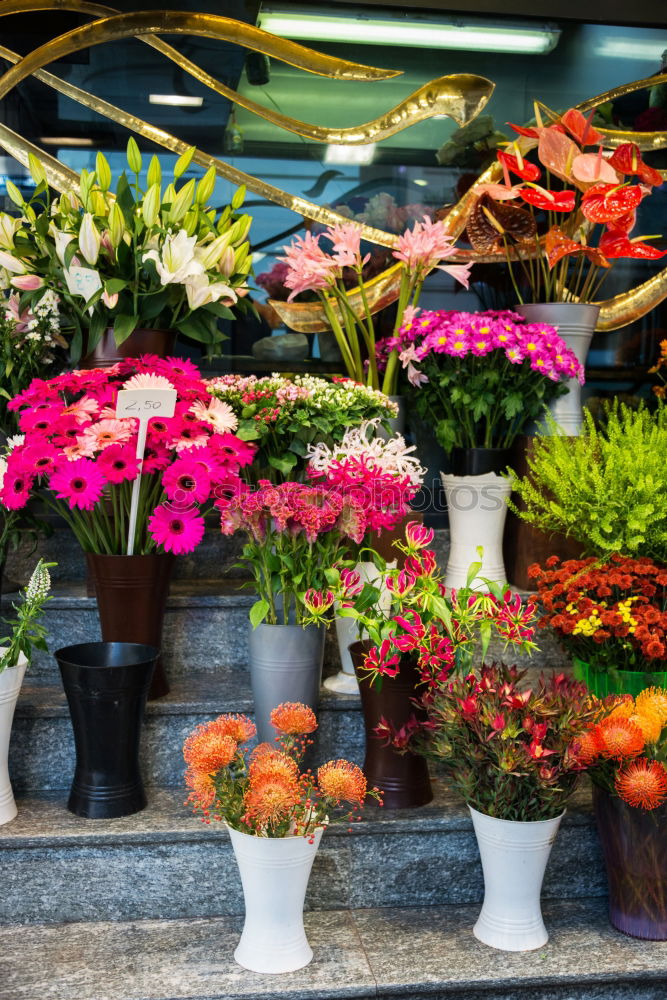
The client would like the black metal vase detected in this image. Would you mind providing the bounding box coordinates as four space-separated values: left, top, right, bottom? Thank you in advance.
55 641 158 819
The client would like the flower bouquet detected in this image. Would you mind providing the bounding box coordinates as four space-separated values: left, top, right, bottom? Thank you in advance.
580 688 667 939
183 701 380 973
208 373 396 482
278 218 472 393
0 143 253 361
529 554 667 697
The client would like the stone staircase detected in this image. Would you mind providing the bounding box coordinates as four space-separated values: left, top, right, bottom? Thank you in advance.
2 526 667 1000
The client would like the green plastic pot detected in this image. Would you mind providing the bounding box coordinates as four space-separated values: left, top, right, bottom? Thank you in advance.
573 658 667 698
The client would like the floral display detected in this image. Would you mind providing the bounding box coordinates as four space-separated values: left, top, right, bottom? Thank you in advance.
399 662 600 821
220 479 387 626
465 107 665 303
0 559 52 672
306 420 425 537
278 217 472 393
0 357 254 555
376 308 583 451
0 143 253 359
305 521 538 688
510 403 667 563
208 373 396 482
183 701 380 836
529 555 667 674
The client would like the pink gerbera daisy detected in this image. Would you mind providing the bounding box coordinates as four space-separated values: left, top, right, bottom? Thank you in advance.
148 504 206 554
49 458 107 510
207 433 256 468
0 464 34 509
162 456 212 504
190 398 238 433
61 396 100 424
20 442 59 477
80 418 134 452
142 444 172 474
97 444 139 484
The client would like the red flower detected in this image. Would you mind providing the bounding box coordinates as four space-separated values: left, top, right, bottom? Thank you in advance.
559 108 604 146
580 183 645 223
607 143 663 187
598 231 667 261
497 149 541 182
518 187 576 212
544 227 609 270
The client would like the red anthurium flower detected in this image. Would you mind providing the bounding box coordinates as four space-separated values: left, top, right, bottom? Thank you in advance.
571 151 619 185
508 122 540 138
605 209 637 235
497 149 541 182
537 129 580 185
581 183 645 223
607 143 663 187
598 231 667 260
545 227 610 270
559 108 604 146
518 187 576 212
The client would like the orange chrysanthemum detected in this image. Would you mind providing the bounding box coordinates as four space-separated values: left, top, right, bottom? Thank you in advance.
185 767 216 809
270 702 318 736
635 687 667 725
248 747 300 783
183 722 238 774
317 759 367 804
615 758 667 810
243 772 301 826
630 709 664 745
213 713 256 744
595 716 646 760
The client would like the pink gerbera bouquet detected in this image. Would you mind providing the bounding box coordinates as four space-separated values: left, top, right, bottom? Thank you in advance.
0 356 255 555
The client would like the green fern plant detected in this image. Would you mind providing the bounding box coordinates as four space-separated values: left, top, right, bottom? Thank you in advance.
508 403 667 562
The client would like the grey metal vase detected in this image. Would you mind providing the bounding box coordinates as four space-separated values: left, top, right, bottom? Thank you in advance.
248 623 326 743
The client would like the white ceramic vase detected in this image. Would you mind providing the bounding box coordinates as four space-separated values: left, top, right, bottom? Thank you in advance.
326 560 390 697
517 303 600 436
228 825 323 974
0 651 28 826
469 805 564 952
441 472 512 589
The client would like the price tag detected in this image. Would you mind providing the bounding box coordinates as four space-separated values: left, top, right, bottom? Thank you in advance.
115 387 177 555
64 265 103 302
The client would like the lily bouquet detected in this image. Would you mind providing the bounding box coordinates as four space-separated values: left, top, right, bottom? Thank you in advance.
208 373 396 482
377 308 584 452
466 107 665 303
0 357 254 555
278 218 472 393
0 142 253 359
184 701 380 835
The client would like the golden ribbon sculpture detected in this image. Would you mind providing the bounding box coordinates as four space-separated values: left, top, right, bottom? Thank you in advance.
0 4 665 330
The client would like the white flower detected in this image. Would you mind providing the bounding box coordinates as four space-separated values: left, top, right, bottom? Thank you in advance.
6 435 25 452
25 560 51 603
0 457 6 491
123 373 175 391
50 228 75 266
184 273 237 310
0 214 20 250
143 229 204 286
78 213 101 266
0 249 26 274
190 397 238 433
306 421 425 489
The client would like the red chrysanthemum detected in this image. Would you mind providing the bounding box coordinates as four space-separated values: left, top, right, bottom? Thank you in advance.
615 758 667 810
317 759 367 804
270 702 318 736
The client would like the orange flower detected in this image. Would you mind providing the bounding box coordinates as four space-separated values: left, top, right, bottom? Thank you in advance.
574 728 601 766
317 759 367 804
615 758 667 810
607 695 635 721
636 687 667 725
248 746 300 782
270 702 318 736
595 716 645 760
183 721 238 774
213 713 256 744
630 709 664 745
243 771 301 826
185 767 216 809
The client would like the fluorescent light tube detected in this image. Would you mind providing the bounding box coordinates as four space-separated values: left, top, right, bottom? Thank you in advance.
325 143 376 165
40 136 94 146
149 94 204 107
594 38 667 60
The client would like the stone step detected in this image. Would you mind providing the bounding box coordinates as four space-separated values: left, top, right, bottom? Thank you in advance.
1 899 665 1000
0 782 605 925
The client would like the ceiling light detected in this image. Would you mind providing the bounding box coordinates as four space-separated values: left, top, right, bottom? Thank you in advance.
40 136 94 146
594 38 667 60
258 7 560 55
413 179 428 187
149 94 204 107
324 143 376 165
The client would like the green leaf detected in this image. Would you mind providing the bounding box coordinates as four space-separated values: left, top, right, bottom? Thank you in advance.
104 278 129 295
86 310 107 353
173 146 196 179
113 313 139 346
175 311 223 345
140 289 169 320
268 454 297 475
465 550 484 589
249 599 270 629
126 137 142 173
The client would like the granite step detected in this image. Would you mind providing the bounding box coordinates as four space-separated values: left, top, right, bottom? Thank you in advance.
0 782 606 925
1 899 666 1000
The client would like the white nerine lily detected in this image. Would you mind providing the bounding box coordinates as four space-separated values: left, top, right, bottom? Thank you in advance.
79 213 101 266
184 273 237 310
142 229 204 286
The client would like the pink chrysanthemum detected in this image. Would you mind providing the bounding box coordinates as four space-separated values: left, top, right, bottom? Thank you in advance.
148 504 206 554
49 458 107 510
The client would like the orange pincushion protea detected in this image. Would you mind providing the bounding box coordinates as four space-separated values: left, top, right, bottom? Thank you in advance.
270 702 318 736
615 758 667 810
183 722 238 774
595 716 646 760
213 713 256 744
243 771 301 826
248 746 300 782
635 687 667 726
607 695 635 721
185 767 216 809
317 759 367 804
630 708 664 745
574 728 601 766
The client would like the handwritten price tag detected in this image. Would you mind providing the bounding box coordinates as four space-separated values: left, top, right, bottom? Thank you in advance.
64 266 103 303
116 388 177 419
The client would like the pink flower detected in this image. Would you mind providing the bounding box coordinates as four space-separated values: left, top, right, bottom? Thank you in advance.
61 396 100 424
393 216 472 288
162 456 211 504
325 223 369 269
49 458 107 510
339 567 363 599
386 569 417 598
207 434 256 469
363 640 401 678
148 504 206 554
10 274 44 291
303 589 335 615
0 463 33 509
190 398 238 433
280 231 338 301
405 521 434 551
97 444 139 484
80 418 133 452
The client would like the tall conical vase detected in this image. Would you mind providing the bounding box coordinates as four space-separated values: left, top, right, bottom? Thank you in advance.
470 806 564 951
516 303 600 436
85 553 175 700
0 653 28 826
228 825 323 973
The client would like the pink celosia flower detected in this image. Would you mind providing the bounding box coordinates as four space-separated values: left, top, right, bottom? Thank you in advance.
148 504 206 554
49 458 107 510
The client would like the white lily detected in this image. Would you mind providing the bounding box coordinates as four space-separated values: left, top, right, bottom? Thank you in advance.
195 231 233 271
0 249 26 274
50 227 75 265
184 273 237 310
143 229 204 286
79 213 101 266
0 214 20 250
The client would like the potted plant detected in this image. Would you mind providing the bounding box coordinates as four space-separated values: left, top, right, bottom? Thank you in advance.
529 554 667 697
0 559 52 825
580 688 667 939
377 308 584 587
0 358 254 698
393 662 599 950
465 109 665 433
183 701 380 973
305 523 539 808
207 373 397 482
306 420 425 694
510 404 667 567
0 142 253 364
220 480 380 740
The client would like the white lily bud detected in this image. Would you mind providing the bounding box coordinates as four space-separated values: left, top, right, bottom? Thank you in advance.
79 213 101 266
